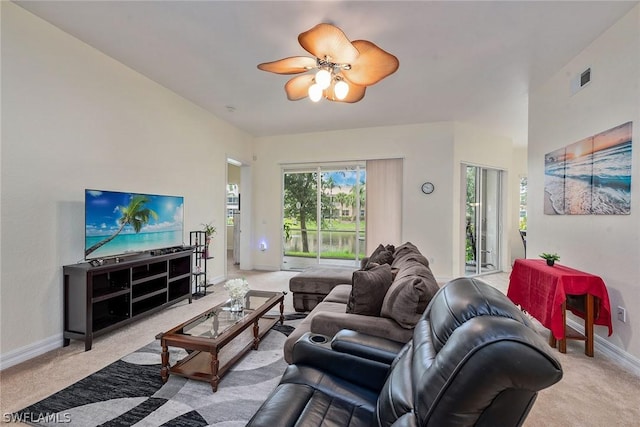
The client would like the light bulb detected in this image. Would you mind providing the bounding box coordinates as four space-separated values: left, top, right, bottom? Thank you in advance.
334 80 349 100
308 83 323 102
315 69 332 90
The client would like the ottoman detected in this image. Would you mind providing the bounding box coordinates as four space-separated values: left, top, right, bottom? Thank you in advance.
289 266 356 312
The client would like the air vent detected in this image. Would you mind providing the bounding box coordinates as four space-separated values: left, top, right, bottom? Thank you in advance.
570 67 591 95
580 68 591 87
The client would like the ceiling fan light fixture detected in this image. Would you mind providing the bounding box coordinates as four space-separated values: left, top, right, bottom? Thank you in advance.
334 79 349 100
315 69 332 90
308 83 323 102
258 23 398 103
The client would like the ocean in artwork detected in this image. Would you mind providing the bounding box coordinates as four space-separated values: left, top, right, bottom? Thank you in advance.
85 190 185 258
544 122 632 215
86 230 183 258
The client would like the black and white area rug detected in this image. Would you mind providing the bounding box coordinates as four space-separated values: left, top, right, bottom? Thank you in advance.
16 314 306 426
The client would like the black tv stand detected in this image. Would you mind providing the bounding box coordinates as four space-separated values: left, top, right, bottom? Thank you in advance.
63 249 193 351
149 246 194 256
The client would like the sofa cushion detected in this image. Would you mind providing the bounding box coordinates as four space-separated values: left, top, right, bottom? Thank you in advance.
324 284 352 304
347 264 393 316
380 262 439 328
392 241 421 258
392 242 430 269
289 267 355 294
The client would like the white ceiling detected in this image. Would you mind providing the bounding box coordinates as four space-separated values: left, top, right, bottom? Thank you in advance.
14 1 639 146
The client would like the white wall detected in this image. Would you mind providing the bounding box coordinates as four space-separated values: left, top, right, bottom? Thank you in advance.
252 122 517 281
0 3 252 364
528 5 640 360
452 123 515 273
510 145 528 262
252 123 454 276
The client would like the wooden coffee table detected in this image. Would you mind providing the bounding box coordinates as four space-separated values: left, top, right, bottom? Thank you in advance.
156 290 285 391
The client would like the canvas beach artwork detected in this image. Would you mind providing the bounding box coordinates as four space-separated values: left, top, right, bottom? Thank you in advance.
544 121 632 215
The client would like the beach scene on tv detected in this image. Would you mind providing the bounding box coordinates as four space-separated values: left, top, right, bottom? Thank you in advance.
544 121 632 215
85 190 184 259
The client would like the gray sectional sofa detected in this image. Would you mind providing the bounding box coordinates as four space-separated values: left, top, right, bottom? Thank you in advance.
284 242 440 363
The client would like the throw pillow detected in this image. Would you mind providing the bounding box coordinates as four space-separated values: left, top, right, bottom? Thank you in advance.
363 261 380 270
346 263 393 316
367 244 385 261
365 243 394 268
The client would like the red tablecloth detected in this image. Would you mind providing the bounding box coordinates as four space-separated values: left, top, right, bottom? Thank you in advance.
507 259 612 339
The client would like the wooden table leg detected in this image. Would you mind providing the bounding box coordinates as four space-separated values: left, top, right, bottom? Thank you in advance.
559 301 567 353
210 350 220 392
549 332 557 349
253 321 260 350
585 294 595 357
160 341 169 384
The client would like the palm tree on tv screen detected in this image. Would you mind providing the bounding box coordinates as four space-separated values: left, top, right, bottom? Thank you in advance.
85 194 159 257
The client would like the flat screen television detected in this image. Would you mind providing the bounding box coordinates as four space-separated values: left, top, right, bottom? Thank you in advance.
85 189 184 260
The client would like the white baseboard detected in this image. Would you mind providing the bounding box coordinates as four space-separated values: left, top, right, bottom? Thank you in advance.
0 333 63 371
566 318 640 377
252 265 280 272
208 274 226 285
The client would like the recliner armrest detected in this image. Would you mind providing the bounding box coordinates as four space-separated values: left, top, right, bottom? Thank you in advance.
291 332 391 392
331 329 405 365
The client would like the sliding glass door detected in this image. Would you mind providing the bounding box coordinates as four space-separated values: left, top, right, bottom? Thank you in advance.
464 165 503 276
283 164 366 270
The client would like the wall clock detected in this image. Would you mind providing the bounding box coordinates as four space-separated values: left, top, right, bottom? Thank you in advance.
421 182 435 194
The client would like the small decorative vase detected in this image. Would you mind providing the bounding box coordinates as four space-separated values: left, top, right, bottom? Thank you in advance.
546 259 555 266
229 296 244 312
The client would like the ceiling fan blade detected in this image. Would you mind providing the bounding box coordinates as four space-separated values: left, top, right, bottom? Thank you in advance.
298 23 359 64
325 81 366 103
284 75 315 100
342 40 399 86
257 56 317 74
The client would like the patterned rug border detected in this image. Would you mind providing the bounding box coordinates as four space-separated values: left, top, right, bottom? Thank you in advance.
14 313 306 426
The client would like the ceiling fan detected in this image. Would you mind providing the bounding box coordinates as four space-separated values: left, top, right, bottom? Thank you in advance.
257 23 399 103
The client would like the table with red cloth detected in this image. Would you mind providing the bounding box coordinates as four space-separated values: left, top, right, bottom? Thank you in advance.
507 259 612 357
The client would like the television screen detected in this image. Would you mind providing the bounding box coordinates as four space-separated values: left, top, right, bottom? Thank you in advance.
85 189 184 260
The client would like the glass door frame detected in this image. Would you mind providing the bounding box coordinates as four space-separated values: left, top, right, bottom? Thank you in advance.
462 163 504 276
282 162 366 270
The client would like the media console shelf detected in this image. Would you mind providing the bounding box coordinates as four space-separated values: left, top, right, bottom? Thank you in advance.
63 249 193 351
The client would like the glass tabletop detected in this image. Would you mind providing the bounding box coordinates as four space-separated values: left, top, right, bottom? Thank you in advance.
179 290 281 339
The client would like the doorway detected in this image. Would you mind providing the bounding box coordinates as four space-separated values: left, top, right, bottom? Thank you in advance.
226 158 251 275
464 165 503 276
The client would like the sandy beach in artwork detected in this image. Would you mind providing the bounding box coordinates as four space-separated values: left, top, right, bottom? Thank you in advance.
544 190 559 215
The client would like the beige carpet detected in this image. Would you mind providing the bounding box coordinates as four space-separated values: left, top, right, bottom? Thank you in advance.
1 269 639 426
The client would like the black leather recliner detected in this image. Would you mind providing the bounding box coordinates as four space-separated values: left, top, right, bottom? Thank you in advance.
248 277 563 427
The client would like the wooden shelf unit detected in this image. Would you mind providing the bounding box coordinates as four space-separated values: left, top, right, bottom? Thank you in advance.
63 250 193 351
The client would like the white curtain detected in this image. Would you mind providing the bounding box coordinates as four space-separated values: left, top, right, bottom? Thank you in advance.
365 158 403 254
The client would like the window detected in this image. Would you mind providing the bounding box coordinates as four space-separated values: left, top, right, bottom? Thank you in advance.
282 164 366 269
519 176 527 231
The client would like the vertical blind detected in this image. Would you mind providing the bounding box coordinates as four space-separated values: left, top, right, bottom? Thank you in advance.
365 158 403 254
